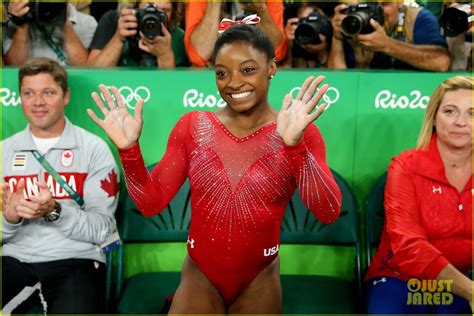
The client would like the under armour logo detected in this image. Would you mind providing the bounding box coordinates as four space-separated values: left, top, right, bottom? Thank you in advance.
187 237 195 249
432 186 442 194
373 277 387 286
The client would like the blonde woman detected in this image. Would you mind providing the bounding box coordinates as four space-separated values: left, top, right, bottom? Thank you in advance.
365 76 472 314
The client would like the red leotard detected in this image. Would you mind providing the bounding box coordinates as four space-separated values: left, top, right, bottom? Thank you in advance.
119 111 341 305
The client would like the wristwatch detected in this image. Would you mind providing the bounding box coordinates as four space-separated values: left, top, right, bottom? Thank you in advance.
44 201 62 223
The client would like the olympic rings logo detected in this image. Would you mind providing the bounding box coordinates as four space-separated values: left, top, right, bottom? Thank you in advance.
289 86 340 110
102 86 152 110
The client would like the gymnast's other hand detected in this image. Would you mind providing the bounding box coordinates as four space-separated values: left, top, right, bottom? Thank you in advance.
276 76 329 146
87 84 144 150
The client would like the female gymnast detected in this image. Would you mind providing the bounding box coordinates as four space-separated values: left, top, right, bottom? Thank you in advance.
88 23 341 313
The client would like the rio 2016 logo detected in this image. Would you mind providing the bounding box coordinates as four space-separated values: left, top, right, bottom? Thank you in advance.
183 89 226 108
1 88 21 107
375 90 430 109
100 86 152 110
183 86 341 109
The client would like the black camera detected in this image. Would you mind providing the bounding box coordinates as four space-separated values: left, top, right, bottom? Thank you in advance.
341 2 384 37
8 1 67 27
439 4 472 37
295 11 333 46
29 1 67 27
136 4 168 40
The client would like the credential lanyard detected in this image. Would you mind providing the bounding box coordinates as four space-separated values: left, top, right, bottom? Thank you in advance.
35 23 68 65
31 150 84 208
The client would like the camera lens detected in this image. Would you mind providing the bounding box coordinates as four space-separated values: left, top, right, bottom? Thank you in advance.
142 18 160 39
137 4 166 40
32 2 67 26
341 3 384 36
440 7 469 37
145 20 158 30
295 24 321 46
342 15 362 37
294 12 332 46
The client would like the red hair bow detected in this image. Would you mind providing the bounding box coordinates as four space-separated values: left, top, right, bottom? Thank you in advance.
218 14 261 33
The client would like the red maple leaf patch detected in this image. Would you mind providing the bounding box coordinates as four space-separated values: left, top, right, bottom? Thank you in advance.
64 152 72 158
100 170 119 197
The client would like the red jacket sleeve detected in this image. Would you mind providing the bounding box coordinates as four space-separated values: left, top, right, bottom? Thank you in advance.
384 153 449 279
118 113 191 216
185 1 287 67
284 124 341 224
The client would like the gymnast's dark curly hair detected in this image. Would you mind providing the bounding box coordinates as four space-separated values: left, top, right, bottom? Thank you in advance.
211 24 275 65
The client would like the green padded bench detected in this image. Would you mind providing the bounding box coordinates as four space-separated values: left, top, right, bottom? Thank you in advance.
280 170 362 314
114 172 190 314
365 172 387 267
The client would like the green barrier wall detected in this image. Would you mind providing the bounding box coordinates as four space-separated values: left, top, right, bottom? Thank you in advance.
2 68 470 278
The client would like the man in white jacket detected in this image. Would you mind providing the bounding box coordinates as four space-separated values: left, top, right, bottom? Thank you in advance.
1 57 119 314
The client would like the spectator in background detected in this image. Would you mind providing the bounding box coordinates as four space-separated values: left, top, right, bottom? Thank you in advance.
1 57 119 314
87 0 187 68
328 1 450 71
185 1 287 67
281 2 336 68
440 1 472 71
365 75 472 314
3 1 97 66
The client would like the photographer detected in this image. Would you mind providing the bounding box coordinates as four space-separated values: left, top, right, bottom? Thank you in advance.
87 1 187 68
281 3 335 68
3 1 97 66
328 1 450 71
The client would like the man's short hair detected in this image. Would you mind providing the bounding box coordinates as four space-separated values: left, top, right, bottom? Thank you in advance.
19 57 69 94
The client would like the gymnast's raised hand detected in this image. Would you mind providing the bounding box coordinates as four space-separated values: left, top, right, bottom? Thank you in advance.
87 84 144 149
276 75 329 146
